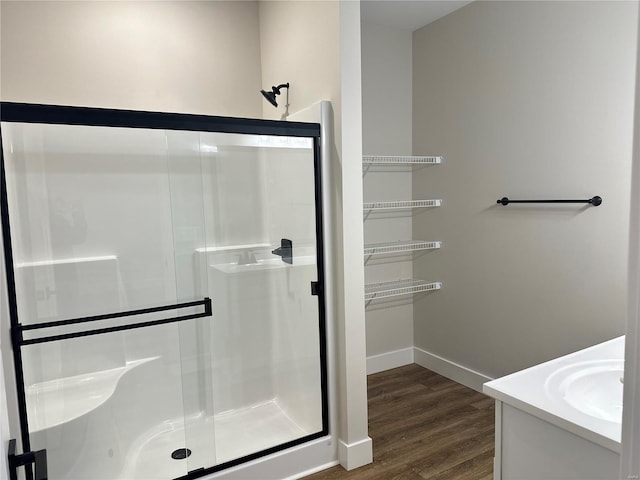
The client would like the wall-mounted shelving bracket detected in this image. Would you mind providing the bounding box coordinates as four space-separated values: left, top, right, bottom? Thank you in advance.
362 155 442 175
364 279 442 307
364 240 441 264
363 199 441 221
362 155 443 165
364 199 441 210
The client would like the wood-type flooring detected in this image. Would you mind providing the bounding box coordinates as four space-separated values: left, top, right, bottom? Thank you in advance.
304 364 495 480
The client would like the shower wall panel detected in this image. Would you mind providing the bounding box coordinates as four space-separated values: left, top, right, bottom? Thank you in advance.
2 123 184 388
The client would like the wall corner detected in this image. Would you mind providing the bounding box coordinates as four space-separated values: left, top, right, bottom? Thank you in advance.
337 0 372 471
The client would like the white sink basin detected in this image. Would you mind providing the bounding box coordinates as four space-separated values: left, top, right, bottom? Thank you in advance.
546 359 624 423
485 336 624 450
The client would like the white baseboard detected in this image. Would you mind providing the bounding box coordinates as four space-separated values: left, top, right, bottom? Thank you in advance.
413 346 494 392
366 347 414 375
338 437 373 470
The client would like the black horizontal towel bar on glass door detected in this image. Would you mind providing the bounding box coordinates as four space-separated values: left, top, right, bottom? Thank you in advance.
497 196 602 206
14 297 212 346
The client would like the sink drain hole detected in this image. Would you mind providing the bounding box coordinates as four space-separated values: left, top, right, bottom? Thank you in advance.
171 448 192 460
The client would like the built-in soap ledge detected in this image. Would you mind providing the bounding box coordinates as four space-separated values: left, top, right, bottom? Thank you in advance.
204 243 318 273
15 255 117 268
209 255 316 274
26 356 158 433
195 243 271 253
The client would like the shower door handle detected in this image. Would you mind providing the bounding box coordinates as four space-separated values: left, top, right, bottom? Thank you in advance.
272 238 293 264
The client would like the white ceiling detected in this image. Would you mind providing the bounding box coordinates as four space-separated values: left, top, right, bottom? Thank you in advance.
361 0 473 31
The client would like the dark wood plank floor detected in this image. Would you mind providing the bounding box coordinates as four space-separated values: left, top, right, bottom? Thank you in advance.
304 364 495 480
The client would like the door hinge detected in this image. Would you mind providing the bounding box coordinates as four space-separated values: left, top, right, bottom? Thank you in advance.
8 439 48 480
311 281 321 296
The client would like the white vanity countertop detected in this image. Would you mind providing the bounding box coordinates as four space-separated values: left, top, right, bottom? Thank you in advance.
483 336 624 453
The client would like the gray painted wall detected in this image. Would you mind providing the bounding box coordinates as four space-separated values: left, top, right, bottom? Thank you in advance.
0 0 263 117
361 19 414 360
412 0 638 378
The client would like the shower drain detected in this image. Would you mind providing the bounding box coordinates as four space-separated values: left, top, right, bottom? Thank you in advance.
171 448 192 460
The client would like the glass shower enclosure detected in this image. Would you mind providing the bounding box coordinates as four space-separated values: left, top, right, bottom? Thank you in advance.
1 103 328 480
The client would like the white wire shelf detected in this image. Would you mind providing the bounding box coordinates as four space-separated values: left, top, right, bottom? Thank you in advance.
364 279 442 303
363 199 441 210
362 155 442 165
364 240 441 256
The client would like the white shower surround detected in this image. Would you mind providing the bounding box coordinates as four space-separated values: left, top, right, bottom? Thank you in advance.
26 354 317 480
0 101 339 480
199 101 341 480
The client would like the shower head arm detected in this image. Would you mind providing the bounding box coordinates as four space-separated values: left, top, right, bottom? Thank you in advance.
272 83 290 94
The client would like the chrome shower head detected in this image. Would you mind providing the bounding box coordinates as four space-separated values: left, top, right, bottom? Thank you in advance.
260 83 289 108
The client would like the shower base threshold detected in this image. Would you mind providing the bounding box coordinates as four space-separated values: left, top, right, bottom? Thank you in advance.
118 400 307 480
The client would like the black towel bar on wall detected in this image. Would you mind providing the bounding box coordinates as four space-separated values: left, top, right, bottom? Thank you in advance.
497 196 602 206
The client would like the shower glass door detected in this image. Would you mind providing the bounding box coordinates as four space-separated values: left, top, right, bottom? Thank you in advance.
1 103 327 480
184 130 326 470
1 120 212 480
